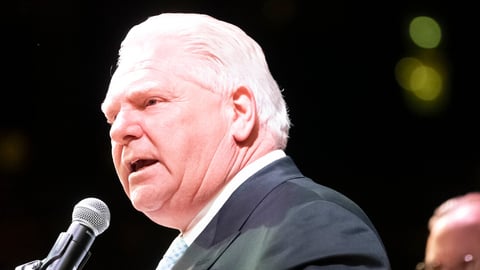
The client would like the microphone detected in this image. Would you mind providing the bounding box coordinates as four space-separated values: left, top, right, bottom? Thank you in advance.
15 197 111 270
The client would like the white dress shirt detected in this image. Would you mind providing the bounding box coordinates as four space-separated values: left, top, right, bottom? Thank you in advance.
181 149 286 245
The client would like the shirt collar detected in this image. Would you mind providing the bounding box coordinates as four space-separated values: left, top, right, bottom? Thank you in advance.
182 149 286 245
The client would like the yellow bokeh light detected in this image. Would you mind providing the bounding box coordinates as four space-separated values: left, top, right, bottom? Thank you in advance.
394 55 447 116
0 130 29 173
409 16 442 49
409 64 442 101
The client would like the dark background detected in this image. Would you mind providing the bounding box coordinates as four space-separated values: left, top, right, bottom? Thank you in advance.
1 1 479 269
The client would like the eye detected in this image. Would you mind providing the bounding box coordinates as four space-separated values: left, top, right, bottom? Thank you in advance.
145 98 160 107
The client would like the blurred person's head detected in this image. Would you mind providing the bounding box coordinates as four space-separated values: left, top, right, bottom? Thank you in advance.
417 192 480 270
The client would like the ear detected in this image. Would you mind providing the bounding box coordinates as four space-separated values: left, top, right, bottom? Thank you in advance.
230 86 256 142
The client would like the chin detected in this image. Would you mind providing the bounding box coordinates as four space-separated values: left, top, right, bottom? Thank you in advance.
130 187 164 213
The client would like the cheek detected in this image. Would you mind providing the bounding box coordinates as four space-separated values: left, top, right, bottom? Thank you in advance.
111 144 129 189
111 144 122 170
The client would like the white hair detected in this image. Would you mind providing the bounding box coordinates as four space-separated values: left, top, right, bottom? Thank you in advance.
117 13 291 149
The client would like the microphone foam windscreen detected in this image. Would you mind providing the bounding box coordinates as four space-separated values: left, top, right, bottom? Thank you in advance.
72 197 111 236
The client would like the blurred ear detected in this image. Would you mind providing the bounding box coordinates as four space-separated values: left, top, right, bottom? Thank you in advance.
231 86 256 142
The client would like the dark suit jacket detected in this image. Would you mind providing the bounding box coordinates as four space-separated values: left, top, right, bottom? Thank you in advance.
173 156 391 269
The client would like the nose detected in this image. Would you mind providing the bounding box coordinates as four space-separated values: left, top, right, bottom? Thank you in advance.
109 108 143 145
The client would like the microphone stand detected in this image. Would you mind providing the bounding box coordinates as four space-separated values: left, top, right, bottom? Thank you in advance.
15 260 43 270
14 230 91 270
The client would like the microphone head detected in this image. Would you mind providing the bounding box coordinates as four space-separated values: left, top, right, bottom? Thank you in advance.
72 197 111 236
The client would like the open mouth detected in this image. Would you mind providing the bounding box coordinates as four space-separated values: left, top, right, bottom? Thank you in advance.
130 159 157 172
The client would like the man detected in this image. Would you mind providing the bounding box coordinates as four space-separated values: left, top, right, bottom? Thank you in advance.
101 12 391 269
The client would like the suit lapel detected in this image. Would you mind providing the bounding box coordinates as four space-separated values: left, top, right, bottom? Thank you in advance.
173 156 302 269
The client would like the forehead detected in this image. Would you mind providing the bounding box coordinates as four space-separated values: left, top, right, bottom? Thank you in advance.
105 67 167 99
105 39 187 98
111 65 169 89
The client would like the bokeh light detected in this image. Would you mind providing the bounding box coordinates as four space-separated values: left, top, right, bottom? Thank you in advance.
409 16 442 49
395 15 447 116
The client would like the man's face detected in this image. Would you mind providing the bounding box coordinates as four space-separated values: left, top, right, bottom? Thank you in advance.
101 42 234 229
